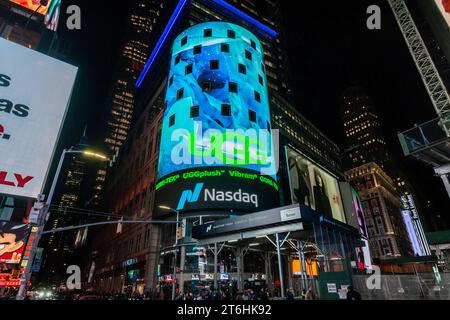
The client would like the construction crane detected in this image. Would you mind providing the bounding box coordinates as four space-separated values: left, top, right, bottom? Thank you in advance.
391 0 450 198
389 0 450 135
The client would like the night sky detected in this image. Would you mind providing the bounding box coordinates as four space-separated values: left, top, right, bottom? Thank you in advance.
59 0 450 229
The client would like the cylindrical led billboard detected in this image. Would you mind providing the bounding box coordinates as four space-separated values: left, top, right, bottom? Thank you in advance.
155 22 279 216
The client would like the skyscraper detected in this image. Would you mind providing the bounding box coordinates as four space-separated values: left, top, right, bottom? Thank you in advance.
88 0 367 297
341 86 390 171
101 0 165 154
341 86 430 256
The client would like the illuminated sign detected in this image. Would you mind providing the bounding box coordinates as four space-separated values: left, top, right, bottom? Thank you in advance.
0 38 77 199
0 221 30 264
352 189 368 238
287 148 346 222
192 204 301 239
135 0 277 88
155 22 279 215
402 210 422 256
435 0 450 28
8 0 61 31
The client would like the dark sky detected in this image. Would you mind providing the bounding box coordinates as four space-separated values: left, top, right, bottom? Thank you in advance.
58 0 449 230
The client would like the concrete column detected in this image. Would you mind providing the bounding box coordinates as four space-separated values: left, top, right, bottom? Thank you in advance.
234 247 245 291
179 244 186 294
213 242 218 292
287 255 294 292
263 252 274 296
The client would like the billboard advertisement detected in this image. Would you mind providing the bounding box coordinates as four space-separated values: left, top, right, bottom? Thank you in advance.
435 0 450 28
0 38 78 199
155 22 279 215
8 0 61 31
352 189 368 238
401 210 422 256
287 147 346 222
0 220 30 264
340 182 368 238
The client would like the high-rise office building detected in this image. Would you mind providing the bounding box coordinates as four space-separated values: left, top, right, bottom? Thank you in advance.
91 0 165 207
341 86 430 257
101 0 165 154
341 86 390 171
88 0 368 297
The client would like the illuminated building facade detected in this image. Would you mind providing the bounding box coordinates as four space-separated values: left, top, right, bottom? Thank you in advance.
345 163 412 259
90 0 368 298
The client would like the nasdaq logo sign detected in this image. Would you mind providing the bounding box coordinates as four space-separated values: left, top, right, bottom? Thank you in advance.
177 183 204 210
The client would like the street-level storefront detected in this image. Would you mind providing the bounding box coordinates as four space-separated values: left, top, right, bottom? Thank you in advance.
157 204 369 299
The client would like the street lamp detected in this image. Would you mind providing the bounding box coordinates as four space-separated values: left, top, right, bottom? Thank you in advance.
16 146 109 300
158 205 181 301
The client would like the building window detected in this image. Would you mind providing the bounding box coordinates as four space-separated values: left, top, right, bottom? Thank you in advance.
169 114 175 127
258 75 263 85
251 39 256 50
227 29 236 39
204 28 212 37
174 54 181 65
193 45 202 54
210 60 219 70
249 110 256 122
254 90 261 102
169 75 174 86
238 63 246 74
190 105 199 118
229 82 238 93
245 50 252 61
185 64 193 75
202 82 212 92
221 43 230 53
177 88 184 100
181 36 187 46
221 104 231 116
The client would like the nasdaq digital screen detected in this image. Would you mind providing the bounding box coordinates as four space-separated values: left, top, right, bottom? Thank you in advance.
154 22 279 215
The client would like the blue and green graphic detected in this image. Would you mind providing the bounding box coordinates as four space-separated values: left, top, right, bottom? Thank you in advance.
156 22 279 214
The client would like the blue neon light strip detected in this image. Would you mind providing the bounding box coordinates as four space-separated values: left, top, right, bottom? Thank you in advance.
210 0 278 37
136 0 189 88
136 0 278 88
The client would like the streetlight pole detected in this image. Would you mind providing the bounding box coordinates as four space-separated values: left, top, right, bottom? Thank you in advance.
158 206 181 300
16 147 108 300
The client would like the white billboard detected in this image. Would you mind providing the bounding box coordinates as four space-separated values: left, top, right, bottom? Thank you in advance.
435 0 450 29
0 38 77 199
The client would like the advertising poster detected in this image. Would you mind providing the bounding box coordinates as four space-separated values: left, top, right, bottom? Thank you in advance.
435 0 450 28
352 189 368 238
0 220 30 264
8 0 61 31
0 37 78 199
287 148 346 222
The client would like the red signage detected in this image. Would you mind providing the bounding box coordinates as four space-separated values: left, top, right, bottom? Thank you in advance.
0 171 34 188
0 221 31 264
